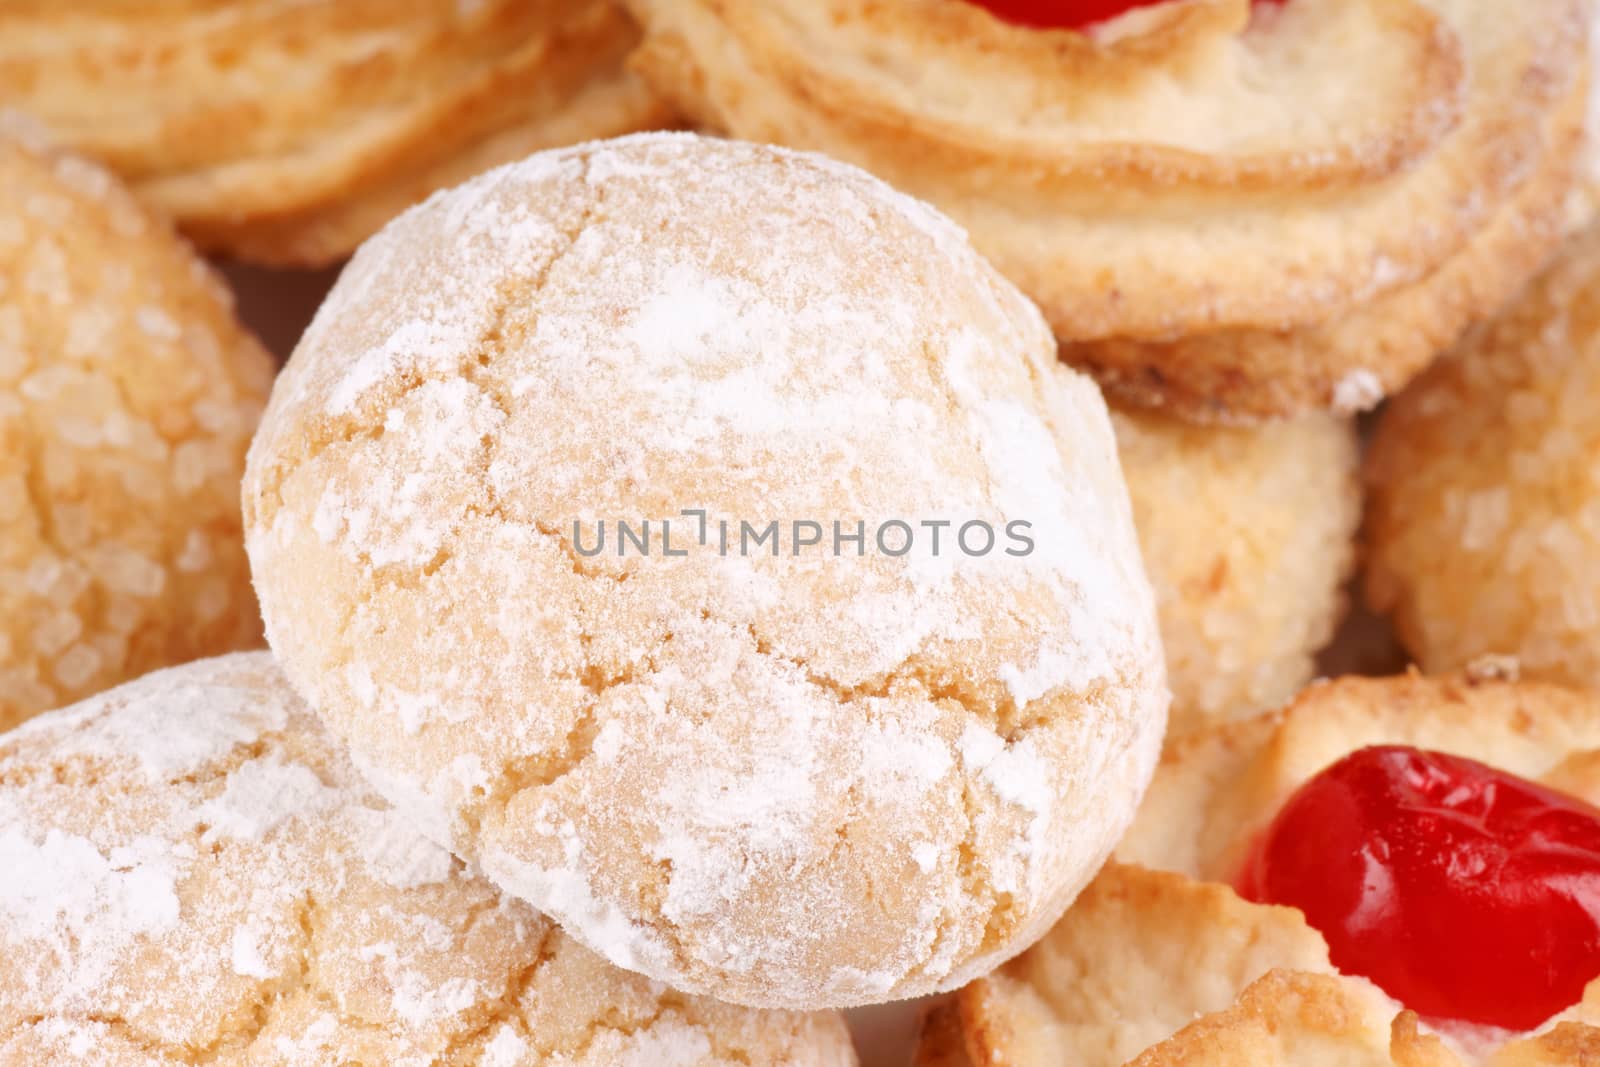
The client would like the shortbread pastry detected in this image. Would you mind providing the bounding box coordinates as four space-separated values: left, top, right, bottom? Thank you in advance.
0 120 270 732
1367 222 1600 690
1115 407 1358 732
623 0 1588 421
0 654 856 1066
243 134 1169 1010
917 669 1600 1066
0 1 673 266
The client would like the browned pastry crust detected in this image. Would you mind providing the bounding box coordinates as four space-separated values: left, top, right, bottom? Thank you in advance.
623 0 1589 420
913 1003 974 1067
0 1 674 265
918 671 1600 1066
1076 81 1588 422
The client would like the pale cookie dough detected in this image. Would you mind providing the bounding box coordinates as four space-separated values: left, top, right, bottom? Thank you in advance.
0 119 271 731
0 653 857 1066
244 134 1169 1009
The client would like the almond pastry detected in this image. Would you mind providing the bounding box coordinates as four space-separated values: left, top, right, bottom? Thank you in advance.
0 653 856 1066
1367 221 1600 690
918 671 1600 1066
622 0 1589 420
0 119 270 731
242 134 1169 1010
0 1 674 266
1115 407 1358 731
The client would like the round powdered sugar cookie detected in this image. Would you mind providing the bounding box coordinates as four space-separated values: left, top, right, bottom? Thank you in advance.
0 653 856 1066
243 134 1168 1009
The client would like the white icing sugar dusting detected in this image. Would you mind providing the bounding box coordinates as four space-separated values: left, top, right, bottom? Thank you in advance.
480 1025 530 1067
313 376 506 574
197 755 339 843
482 814 672 978
348 749 464 850
45 666 293 783
857 716 955 789
347 807 460 890
270 1014 339 1062
1332 368 1385 413
230 922 272 979
593 1016 714 1066
957 725 1052 815
0 826 181 992
311 153 581 419
957 722 1063 901
387 962 483 1028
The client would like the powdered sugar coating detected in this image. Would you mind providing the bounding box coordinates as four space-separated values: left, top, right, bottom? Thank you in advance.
0 654 857 1065
244 134 1168 1009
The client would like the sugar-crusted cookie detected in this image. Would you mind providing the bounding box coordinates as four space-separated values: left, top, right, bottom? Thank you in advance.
918 670 1600 1067
243 134 1169 1009
1114 408 1358 733
622 0 1587 420
0 120 271 731
1367 222 1600 689
0 653 857 1066
0 1 673 266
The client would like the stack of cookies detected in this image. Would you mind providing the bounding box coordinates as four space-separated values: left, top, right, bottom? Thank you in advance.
1 123 1173 1062
5 1 1600 1065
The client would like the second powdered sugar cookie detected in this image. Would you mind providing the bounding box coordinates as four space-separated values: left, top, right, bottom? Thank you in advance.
242 133 1169 1011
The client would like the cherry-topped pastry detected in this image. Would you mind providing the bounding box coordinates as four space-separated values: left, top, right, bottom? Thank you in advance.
918 674 1600 1067
1237 745 1600 1030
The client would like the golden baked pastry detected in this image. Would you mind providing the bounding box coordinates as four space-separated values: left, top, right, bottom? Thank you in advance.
0 1 674 266
623 0 1589 421
1367 221 1600 690
917 669 1600 1066
0 118 271 732
1115 407 1359 731
243 134 1169 1010
0 653 857 1065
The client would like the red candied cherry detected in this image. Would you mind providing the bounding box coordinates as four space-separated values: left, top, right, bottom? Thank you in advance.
965 0 1275 32
1236 745 1600 1031
964 0 1167 28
